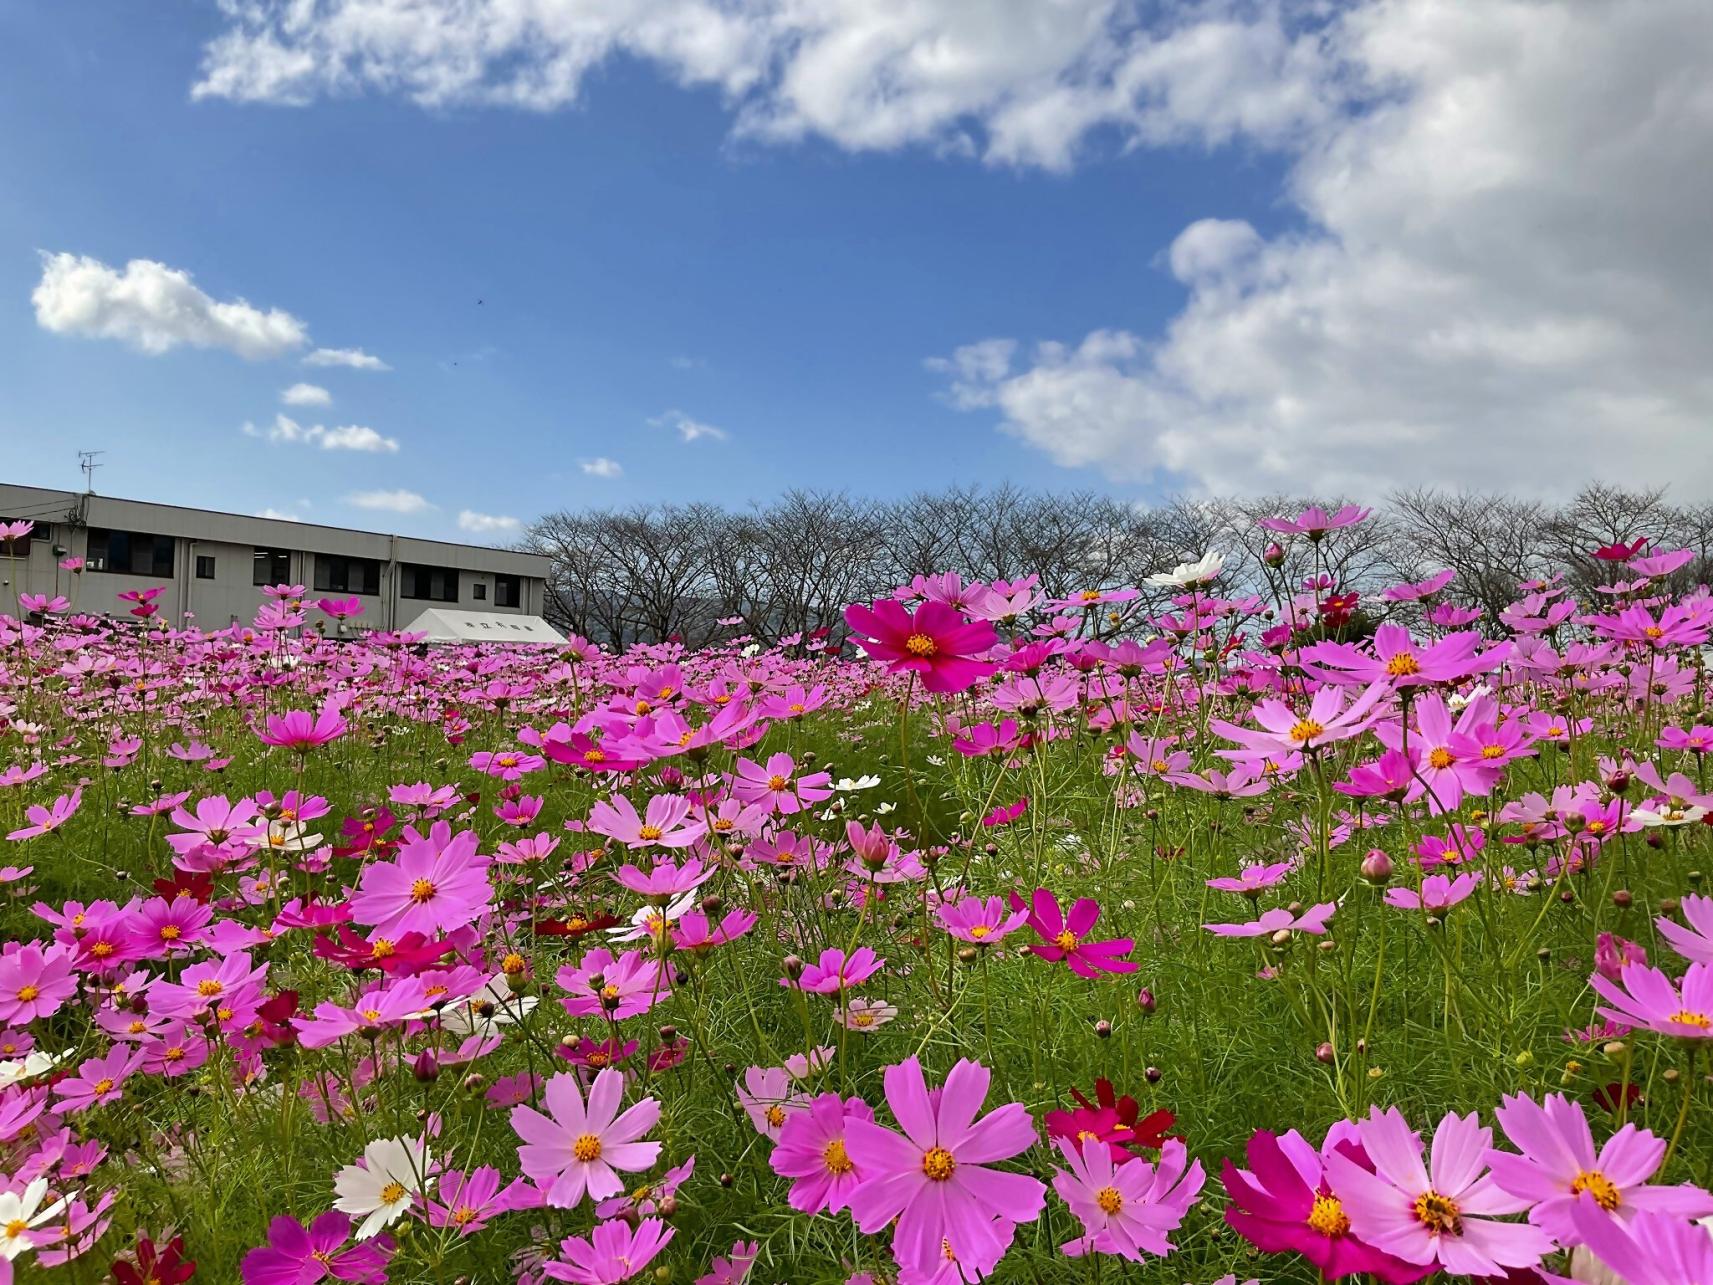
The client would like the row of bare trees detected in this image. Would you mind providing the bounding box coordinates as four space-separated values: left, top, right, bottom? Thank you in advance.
520 484 1713 648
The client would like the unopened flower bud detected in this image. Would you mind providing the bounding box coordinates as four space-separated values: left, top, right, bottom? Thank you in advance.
1144 1065 1161 1084
413 1049 439 1081
1094 1020 1112 1039
1136 987 1156 1014
1359 849 1394 885
1315 1042 1335 1064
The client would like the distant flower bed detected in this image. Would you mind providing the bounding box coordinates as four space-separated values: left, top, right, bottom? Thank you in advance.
1 510 1712 1282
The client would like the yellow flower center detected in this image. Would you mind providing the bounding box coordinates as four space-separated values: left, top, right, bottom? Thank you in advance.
1095 1185 1123 1215
1428 747 1454 769
4 1219 26 1238
378 1181 407 1205
1079 590 1102 602
851 1010 875 1027
1481 744 1505 759
1054 929 1078 951
1308 1192 1350 1236
1670 1010 1712 1028
638 824 664 841
159 925 181 941
1385 652 1421 676
905 633 938 657
1645 626 1664 639
968 925 991 939
765 1105 787 1128
1289 719 1325 744
361 1008 383 1021
409 879 437 904
451 1206 479 1226
197 979 224 997
91 1077 115 1095
1571 1170 1622 1211
1413 1189 1462 1235
573 1134 603 1162
371 938 396 958
15 986 38 1003
922 1146 957 1180
502 952 526 975
767 775 788 791
583 749 607 764
823 1138 855 1174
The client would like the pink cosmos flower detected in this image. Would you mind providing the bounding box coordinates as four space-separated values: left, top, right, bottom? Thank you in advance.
557 948 672 1020
1211 681 1389 758
787 947 885 995
1009 888 1136 977
1204 902 1336 938
257 704 349 750
1486 1091 1713 1243
542 1217 674 1284
587 793 706 849
350 822 493 938
1221 1125 1432 1283
737 1066 808 1141
1590 960 1713 1039
1657 893 1713 965
1380 569 1456 602
1595 932 1648 982
731 753 833 815
1384 872 1481 912
936 895 1030 944
1257 504 1372 537
844 1057 1045 1276
469 749 545 780
695 1240 758 1285
0 942 78 1023
1324 1106 1553 1276
52 1044 144 1112
1206 860 1294 895
425 1166 533 1234
843 598 998 694
240 1211 394 1284
771 1092 873 1214
1571 1203 1713 1285
1053 1135 1204 1260
511 1069 662 1209
6 788 82 842
1303 625 1502 689
612 858 715 902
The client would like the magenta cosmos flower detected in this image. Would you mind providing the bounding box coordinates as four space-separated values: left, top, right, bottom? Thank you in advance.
587 793 706 849
1221 1125 1432 1283
240 1211 394 1284
1053 1135 1204 1261
1211 681 1389 758
1257 504 1372 538
771 1092 874 1214
1590 960 1713 1040
1486 1091 1713 1243
1324 1106 1553 1277
1009 888 1136 977
52 1044 145 1113
351 822 493 938
257 704 348 750
1302 624 1502 689
844 1057 1045 1275
1572 1203 1713 1285
936 895 1030 944
1204 901 1336 938
1384 872 1481 912
843 598 998 694
511 1069 662 1209
787 947 885 995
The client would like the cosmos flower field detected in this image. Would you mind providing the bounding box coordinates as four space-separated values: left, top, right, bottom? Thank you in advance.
3 507 1713 1284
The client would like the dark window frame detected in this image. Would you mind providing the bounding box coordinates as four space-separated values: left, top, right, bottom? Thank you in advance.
495 573 521 608
195 554 217 580
86 527 175 578
313 553 381 596
253 547 292 587
400 562 459 603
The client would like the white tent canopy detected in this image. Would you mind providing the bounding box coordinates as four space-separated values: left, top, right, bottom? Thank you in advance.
400 608 566 645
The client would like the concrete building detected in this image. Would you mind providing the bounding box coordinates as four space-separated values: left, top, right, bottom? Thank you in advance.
0 482 551 633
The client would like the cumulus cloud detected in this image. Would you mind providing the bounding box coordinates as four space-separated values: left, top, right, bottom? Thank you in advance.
580 457 623 479
193 0 1333 170
649 408 728 443
32 252 307 359
304 346 390 371
281 382 331 406
242 414 399 453
932 0 1713 495
458 510 523 535
256 507 304 522
347 488 432 514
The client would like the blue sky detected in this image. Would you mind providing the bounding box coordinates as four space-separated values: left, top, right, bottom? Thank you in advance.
4 2 1708 538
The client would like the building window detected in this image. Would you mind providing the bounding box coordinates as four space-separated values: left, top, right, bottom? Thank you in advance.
253 548 292 586
87 527 174 577
0 519 37 555
472 583 487 601
400 563 458 603
495 574 521 608
314 554 381 596
195 555 217 580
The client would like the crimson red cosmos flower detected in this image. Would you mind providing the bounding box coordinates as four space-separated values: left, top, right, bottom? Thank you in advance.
312 925 454 975
1045 1078 1176 1163
1592 536 1649 561
113 1234 196 1285
843 598 997 693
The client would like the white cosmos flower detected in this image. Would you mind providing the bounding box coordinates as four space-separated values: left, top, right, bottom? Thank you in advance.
833 775 881 792
1631 805 1708 828
1145 550 1225 589
606 890 698 943
0 1177 67 1261
0 1049 72 1090
438 973 539 1035
333 1136 433 1239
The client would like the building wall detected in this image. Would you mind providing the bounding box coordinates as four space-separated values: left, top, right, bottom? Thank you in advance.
0 483 546 630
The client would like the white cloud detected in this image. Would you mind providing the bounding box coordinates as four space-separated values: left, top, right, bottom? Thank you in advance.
256 507 304 521
580 457 624 479
458 509 522 535
281 382 331 406
242 414 399 453
192 0 1333 170
32 252 307 359
304 346 390 371
649 408 728 443
347 488 433 514
932 0 1713 495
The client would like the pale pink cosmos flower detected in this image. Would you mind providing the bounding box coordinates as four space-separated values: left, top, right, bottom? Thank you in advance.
737 1066 808 1141
0 942 78 1023
511 1069 662 1209
1052 1135 1204 1261
1590 960 1713 1040
1211 681 1390 759
587 793 706 849
53 1044 145 1113
1204 902 1336 938
257 704 348 750
731 753 833 815
935 895 1030 944
350 822 493 938
1658 893 1713 965
1385 872 1481 912
6 788 82 842
542 1217 674 1284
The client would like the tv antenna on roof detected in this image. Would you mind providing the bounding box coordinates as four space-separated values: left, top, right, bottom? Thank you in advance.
78 450 104 494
